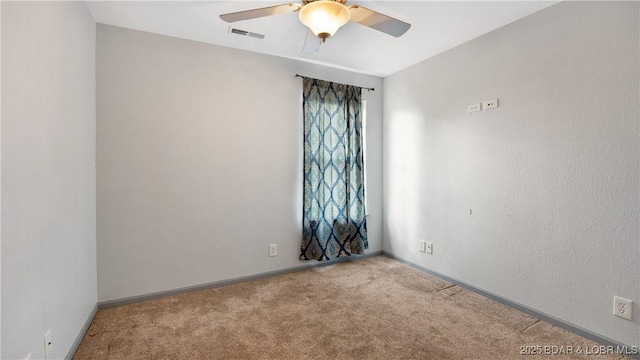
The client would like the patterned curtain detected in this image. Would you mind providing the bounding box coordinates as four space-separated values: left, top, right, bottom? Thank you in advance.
301 77 368 261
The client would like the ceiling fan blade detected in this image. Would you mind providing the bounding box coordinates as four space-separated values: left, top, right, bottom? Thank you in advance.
220 3 301 23
302 28 322 54
348 5 411 37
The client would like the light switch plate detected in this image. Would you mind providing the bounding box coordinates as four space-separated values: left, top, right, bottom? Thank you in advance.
468 103 481 113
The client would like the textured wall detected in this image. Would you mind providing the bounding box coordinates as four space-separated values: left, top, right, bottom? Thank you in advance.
1 2 97 358
1 3 3 356
96 25 383 302
383 1 639 346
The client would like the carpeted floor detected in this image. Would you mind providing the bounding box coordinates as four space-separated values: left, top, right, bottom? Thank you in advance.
74 256 632 359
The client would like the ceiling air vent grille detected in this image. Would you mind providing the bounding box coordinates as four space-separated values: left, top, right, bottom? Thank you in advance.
229 27 265 39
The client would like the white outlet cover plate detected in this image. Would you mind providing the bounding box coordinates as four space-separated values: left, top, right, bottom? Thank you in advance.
418 240 426 252
613 296 633 320
269 244 277 257
426 242 433 254
44 330 52 358
483 99 498 109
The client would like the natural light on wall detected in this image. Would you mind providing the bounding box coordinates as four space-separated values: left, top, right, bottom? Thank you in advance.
385 110 423 254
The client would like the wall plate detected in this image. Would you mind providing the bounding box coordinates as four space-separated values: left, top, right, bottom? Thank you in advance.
468 103 481 113
614 296 633 320
483 99 498 110
44 330 52 358
269 244 277 257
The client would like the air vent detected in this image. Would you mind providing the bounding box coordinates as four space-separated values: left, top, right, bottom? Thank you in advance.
228 27 265 39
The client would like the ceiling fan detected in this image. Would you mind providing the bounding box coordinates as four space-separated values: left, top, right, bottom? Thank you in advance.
219 0 411 54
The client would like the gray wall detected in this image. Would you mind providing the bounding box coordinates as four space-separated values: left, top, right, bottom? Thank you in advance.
383 1 639 346
1 2 97 359
96 25 383 302
1 3 3 356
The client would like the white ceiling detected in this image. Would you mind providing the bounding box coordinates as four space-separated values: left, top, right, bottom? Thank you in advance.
86 1 558 77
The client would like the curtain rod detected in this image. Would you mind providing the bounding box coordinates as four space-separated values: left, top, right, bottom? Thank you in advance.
295 74 375 92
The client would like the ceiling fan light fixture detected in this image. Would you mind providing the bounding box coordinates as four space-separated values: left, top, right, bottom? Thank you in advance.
299 1 350 42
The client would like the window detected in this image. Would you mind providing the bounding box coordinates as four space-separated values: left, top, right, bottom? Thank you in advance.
300 77 368 261
362 100 367 215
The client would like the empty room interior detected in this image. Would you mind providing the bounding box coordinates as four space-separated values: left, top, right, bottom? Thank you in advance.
1 0 639 359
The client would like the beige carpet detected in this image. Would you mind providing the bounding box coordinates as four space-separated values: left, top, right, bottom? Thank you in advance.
74 256 631 360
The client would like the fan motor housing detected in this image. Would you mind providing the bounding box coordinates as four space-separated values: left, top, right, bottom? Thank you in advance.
302 0 347 4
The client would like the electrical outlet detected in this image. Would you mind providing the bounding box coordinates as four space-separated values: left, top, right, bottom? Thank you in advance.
613 296 633 320
268 244 277 257
44 330 52 359
426 242 433 254
418 240 426 253
483 99 498 110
